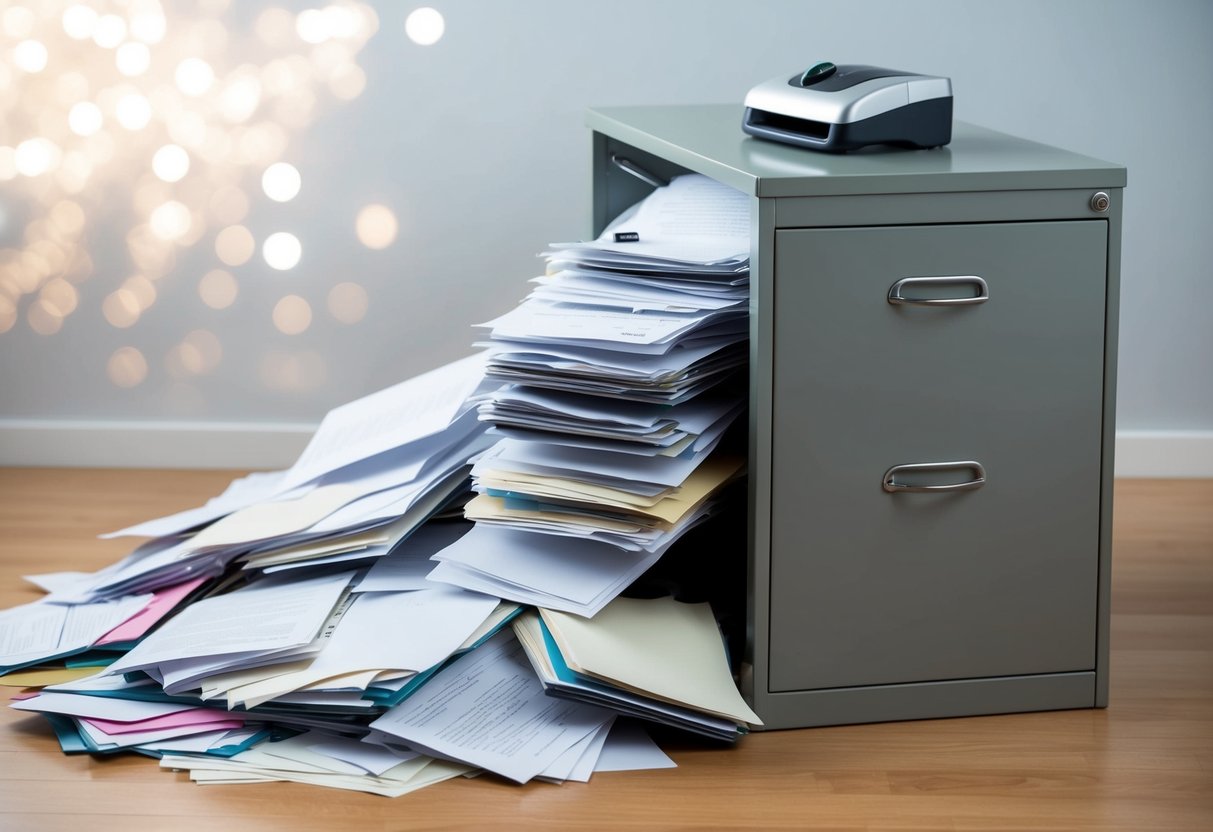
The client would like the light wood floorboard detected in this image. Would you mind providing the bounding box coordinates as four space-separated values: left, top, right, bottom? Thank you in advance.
0 470 1209 831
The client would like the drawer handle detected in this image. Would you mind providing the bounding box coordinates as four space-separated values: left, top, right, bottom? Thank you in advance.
888 276 989 306
882 461 987 493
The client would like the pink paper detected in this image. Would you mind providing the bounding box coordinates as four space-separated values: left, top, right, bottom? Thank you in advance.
81 707 244 735
94 577 207 646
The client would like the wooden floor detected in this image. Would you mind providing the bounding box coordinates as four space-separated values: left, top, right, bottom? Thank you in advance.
0 470 1209 831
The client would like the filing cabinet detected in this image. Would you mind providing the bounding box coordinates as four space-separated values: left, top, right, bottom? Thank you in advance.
585 104 1124 729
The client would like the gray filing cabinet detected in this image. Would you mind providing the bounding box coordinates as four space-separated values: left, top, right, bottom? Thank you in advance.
585 105 1124 730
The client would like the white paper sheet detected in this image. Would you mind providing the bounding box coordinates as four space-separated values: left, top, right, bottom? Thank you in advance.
368 630 613 784
280 352 488 491
103 571 353 675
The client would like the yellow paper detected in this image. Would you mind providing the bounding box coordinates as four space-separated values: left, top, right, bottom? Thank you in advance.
0 666 100 687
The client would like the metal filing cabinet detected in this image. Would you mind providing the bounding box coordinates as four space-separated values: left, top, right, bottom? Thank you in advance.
585 104 1124 730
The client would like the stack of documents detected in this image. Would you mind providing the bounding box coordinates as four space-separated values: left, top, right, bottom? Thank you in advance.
478 175 750 405
431 175 750 616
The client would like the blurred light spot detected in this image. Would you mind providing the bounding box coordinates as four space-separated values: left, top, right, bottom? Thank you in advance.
103 289 142 328
14 40 48 73
0 295 15 333
255 7 296 48
355 204 398 249
209 187 249 224
273 294 311 334
126 224 176 277
405 7 444 45
329 63 366 100
263 232 301 270
311 41 352 76
68 101 103 136
115 93 152 130
15 138 61 177
28 299 64 335
167 110 208 148
327 281 368 324
152 144 190 182
129 6 167 44
218 71 262 123
259 349 327 392
40 278 79 317
175 58 215 96
14 256 44 291
62 5 98 40
262 162 300 202
31 240 69 273
199 269 238 309
122 275 157 310
3 6 36 37
94 14 127 48
149 200 191 240
238 121 288 164
57 151 91 192
0 147 17 180
115 42 151 76
168 328 222 377
296 9 329 44
331 4 367 37
107 347 148 387
50 200 86 235
215 224 255 266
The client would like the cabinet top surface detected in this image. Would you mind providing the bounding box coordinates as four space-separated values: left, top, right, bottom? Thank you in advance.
587 104 1126 198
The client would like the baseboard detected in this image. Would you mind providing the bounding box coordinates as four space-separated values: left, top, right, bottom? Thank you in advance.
0 419 315 470
1113 430 1213 478
1 421 1210 477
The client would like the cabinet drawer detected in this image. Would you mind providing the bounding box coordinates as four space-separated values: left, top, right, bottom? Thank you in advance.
768 221 1107 693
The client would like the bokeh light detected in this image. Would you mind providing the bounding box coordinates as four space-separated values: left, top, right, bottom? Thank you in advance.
102 288 142 328
67 102 104 136
149 200 191 240
405 7 445 45
61 6 99 40
115 42 151 76
327 281 368 324
261 162 300 202
152 145 190 182
355 203 398 249
115 92 152 129
175 57 215 96
259 348 327 392
27 299 64 335
3 6 36 37
167 328 222 376
272 294 311 334
262 231 301 270
14 40 49 73
107 346 148 387
198 269 238 309
2 0 380 401
215 224 255 266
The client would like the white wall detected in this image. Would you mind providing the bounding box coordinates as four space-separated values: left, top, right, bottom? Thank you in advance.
1 0 1210 474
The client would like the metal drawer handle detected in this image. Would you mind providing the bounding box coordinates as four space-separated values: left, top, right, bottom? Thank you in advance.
888 276 989 306
882 461 987 493
609 153 670 188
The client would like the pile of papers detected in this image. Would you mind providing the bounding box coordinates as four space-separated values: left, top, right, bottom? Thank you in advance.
431 174 750 617
2 173 761 795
